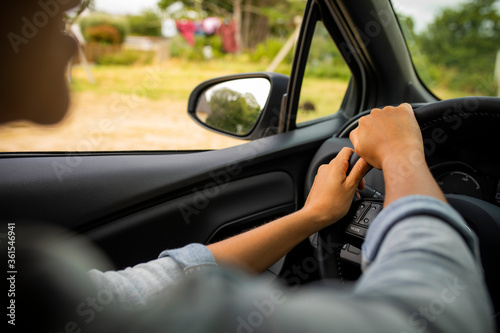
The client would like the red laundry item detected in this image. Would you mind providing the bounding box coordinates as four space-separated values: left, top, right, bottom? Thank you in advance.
218 21 238 53
176 19 196 46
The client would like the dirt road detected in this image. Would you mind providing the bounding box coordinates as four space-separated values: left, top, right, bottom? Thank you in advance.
0 91 244 152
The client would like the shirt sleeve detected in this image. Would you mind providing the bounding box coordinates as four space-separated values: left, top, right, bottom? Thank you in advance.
360 195 480 269
87 243 216 309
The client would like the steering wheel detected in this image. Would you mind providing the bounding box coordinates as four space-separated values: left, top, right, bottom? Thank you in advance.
308 97 500 320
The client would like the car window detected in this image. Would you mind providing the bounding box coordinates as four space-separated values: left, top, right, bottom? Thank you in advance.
296 21 351 124
0 1 305 152
393 0 500 99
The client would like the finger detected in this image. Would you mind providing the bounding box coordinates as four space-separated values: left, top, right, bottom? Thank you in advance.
399 102 413 113
338 146 354 159
368 108 383 119
346 157 370 189
329 147 354 175
310 164 327 189
358 178 365 190
312 163 329 186
328 147 354 166
402 103 419 125
349 128 359 151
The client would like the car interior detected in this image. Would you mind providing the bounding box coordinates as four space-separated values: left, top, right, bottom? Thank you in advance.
1 0 499 330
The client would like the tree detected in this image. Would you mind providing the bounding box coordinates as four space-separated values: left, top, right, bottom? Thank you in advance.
418 0 500 93
128 10 162 37
205 88 261 135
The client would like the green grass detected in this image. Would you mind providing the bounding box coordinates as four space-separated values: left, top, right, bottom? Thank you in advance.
70 59 268 101
70 58 349 126
296 77 349 123
71 59 473 121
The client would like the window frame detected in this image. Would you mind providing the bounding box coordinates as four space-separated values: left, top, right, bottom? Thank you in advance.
284 0 368 131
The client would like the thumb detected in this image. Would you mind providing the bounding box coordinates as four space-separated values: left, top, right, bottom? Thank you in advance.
346 157 371 189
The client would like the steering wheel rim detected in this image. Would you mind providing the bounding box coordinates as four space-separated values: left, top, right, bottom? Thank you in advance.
315 96 500 317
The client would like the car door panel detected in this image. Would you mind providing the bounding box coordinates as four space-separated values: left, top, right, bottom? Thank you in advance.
86 172 295 268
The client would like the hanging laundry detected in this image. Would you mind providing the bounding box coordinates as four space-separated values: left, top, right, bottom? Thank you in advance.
161 18 178 38
218 20 238 53
176 19 196 46
194 21 204 36
202 17 222 36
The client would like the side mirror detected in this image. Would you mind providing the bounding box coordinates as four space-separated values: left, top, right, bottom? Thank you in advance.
188 73 289 140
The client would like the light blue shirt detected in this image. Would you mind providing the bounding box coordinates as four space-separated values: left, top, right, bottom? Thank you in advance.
88 195 495 332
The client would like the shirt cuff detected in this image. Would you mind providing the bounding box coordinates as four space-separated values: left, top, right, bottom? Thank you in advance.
159 243 217 275
361 195 479 269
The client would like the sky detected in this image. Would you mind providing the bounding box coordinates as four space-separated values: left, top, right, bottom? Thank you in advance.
205 78 271 109
393 0 467 31
94 0 161 15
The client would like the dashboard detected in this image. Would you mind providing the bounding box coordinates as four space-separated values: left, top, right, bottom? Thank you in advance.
430 161 500 206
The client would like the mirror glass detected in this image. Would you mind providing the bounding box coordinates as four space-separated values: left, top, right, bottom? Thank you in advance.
195 78 271 136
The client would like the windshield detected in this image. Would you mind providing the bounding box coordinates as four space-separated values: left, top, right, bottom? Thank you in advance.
393 0 500 99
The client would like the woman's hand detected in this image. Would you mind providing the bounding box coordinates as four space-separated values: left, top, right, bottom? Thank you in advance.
301 147 370 229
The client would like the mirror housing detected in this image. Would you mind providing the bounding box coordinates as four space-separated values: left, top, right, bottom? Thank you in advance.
188 72 289 140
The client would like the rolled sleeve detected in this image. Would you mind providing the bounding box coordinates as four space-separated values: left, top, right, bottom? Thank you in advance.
88 244 216 310
159 243 216 275
361 195 479 269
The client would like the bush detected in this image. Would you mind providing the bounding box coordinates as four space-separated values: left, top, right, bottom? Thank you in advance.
79 13 129 44
170 35 224 60
304 58 351 81
249 37 292 63
426 64 498 96
301 27 351 80
85 25 121 45
96 50 155 66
